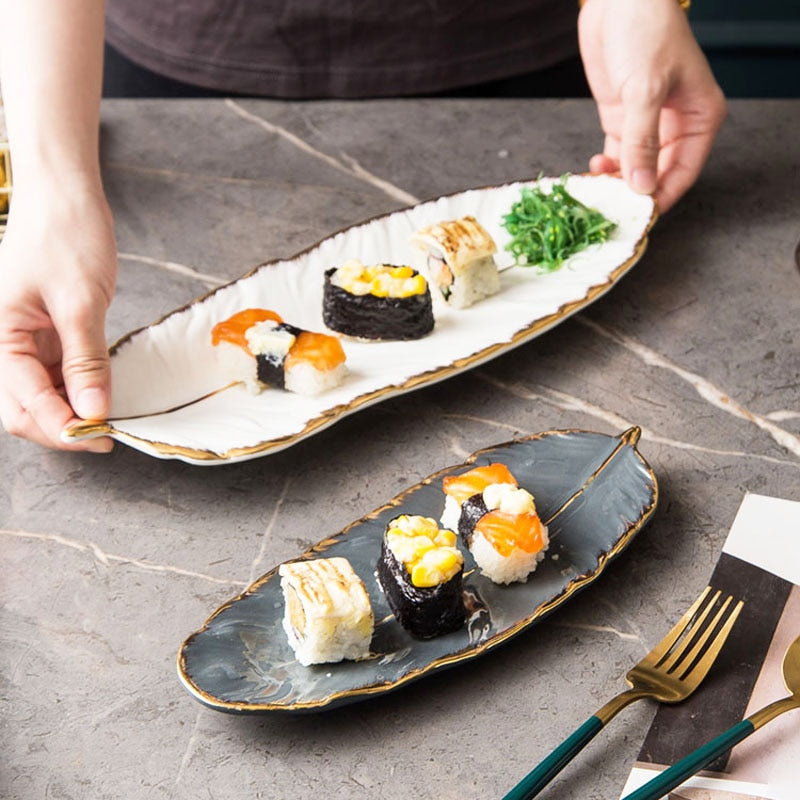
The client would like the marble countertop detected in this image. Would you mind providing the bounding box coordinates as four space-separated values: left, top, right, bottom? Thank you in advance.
2 98 798 800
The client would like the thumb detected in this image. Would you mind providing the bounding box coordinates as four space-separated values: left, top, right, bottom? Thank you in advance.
620 79 666 196
57 303 111 420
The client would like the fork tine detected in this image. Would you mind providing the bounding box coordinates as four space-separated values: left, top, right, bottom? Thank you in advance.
657 591 729 673
640 586 713 666
675 597 744 685
657 592 742 678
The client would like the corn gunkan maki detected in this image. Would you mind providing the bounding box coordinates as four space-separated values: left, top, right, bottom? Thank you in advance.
376 514 465 639
323 260 434 340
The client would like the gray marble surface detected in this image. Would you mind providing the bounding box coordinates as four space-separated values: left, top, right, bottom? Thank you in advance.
1 98 798 799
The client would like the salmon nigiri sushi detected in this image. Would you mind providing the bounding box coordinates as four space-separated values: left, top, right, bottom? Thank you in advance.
440 462 518 532
441 463 549 585
211 308 347 396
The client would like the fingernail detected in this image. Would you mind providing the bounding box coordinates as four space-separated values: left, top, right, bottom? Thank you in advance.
631 168 657 194
75 387 108 420
85 438 114 454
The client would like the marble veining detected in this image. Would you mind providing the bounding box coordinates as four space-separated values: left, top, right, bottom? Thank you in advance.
118 252 228 288
1 528 248 588
224 99 422 206
577 316 800 458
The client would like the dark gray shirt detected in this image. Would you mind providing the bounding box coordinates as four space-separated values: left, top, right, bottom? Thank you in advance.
105 1 578 98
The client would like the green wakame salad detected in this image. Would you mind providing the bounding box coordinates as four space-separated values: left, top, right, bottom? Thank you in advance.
502 177 617 272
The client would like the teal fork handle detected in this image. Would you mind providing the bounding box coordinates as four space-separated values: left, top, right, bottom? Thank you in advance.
502 715 604 800
621 719 754 800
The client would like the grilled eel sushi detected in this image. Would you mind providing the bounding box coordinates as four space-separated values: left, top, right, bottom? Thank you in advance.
412 215 499 308
279 557 374 666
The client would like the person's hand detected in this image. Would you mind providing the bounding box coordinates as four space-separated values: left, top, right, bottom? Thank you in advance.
578 0 726 213
0 180 118 451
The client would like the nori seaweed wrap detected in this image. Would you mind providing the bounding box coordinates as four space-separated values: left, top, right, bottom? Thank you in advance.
323 262 434 341
457 494 489 544
376 515 465 639
254 322 302 389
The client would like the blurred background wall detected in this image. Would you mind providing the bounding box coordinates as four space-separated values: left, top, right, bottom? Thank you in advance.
690 0 800 97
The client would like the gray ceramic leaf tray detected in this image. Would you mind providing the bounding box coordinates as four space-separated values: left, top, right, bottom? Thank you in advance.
177 426 658 712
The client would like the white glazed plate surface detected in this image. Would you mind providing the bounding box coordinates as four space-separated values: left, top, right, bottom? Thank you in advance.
63 175 656 463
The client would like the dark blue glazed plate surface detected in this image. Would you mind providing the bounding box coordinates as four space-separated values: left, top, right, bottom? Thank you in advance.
177 427 657 712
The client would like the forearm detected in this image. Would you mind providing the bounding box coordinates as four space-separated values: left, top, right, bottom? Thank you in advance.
0 0 106 194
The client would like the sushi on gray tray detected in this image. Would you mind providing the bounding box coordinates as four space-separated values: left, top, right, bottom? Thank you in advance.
376 514 466 639
441 463 549 585
279 557 374 666
322 260 434 340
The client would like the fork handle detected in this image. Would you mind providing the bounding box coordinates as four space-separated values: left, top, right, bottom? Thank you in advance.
502 688 646 800
501 715 604 800
620 720 754 800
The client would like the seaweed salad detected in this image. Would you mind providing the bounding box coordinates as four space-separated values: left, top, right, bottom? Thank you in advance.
502 176 618 272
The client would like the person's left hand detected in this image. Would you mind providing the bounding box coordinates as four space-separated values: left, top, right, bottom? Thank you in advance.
0 178 118 452
578 0 726 213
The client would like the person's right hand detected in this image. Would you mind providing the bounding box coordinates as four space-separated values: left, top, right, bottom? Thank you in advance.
0 180 118 452
578 0 726 213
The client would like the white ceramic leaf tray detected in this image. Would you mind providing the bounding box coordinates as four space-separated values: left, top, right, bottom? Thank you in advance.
63 175 656 464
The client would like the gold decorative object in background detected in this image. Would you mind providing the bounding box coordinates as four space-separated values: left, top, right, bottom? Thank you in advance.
0 100 10 235
579 0 690 10
0 141 11 221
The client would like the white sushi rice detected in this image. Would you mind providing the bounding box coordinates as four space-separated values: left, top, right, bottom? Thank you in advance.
213 339 261 393
444 255 500 309
440 494 462 532
285 361 348 396
281 611 371 667
471 523 550 585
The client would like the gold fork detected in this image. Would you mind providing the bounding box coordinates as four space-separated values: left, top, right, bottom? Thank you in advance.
502 586 744 800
